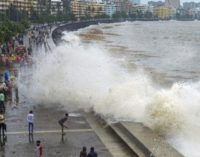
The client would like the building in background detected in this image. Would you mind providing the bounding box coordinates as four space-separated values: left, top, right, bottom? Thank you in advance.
71 0 105 20
0 0 38 15
71 0 88 19
104 1 116 17
130 0 140 5
165 0 180 9
153 5 171 19
37 0 50 14
0 0 65 16
131 4 149 15
88 1 105 17
148 1 164 7
0 1 10 13
62 0 71 11
182 2 200 18
50 0 64 15
183 2 197 10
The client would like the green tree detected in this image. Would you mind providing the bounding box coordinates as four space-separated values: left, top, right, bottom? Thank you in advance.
20 20 30 29
129 13 137 19
112 12 121 18
121 11 128 18
137 10 144 18
144 11 153 18
0 13 7 22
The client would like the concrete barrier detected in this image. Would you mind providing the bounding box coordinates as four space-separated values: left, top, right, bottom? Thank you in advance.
52 19 126 45
111 122 184 157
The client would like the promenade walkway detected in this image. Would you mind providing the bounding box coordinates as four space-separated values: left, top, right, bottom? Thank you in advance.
0 102 112 157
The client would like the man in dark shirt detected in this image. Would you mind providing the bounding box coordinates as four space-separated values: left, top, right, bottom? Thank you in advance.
58 113 68 135
87 147 97 157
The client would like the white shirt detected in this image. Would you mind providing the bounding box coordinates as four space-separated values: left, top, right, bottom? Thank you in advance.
27 113 34 123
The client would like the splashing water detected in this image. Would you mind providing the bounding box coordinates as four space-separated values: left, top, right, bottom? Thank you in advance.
19 28 200 157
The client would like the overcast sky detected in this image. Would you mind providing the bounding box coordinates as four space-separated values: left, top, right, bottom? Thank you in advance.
141 0 200 4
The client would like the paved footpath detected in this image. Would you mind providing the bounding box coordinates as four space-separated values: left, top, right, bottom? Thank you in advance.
0 101 112 157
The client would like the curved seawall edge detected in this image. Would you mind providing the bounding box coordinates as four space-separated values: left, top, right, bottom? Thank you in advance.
52 19 125 45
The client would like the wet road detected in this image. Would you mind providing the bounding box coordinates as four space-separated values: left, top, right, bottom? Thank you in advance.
0 102 112 157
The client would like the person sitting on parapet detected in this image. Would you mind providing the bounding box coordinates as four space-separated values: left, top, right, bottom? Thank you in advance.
58 113 68 135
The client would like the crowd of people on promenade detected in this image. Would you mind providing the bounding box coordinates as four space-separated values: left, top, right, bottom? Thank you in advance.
0 68 19 146
0 25 51 69
0 25 51 155
0 24 51 110
0 24 52 127
0 32 31 68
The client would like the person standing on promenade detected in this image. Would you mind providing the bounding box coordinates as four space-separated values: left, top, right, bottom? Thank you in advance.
0 92 5 113
0 110 6 141
27 110 34 135
36 140 43 157
10 75 18 109
0 81 8 103
13 70 19 104
80 146 87 157
58 113 68 135
87 147 98 157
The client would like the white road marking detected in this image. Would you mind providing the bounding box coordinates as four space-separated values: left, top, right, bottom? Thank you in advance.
7 129 93 135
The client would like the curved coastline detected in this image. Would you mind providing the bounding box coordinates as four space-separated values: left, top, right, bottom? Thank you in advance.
52 19 126 45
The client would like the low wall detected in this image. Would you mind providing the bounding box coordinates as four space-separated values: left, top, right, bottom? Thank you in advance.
52 19 126 45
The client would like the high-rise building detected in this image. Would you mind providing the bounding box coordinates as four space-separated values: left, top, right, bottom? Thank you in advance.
183 2 197 10
37 0 51 14
51 0 64 15
148 1 164 7
62 0 71 12
0 0 38 14
165 0 180 9
71 0 105 19
0 0 64 16
114 0 131 13
153 5 171 19
130 0 140 5
104 1 116 17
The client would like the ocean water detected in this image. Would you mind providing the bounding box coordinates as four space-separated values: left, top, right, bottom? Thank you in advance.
19 21 200 156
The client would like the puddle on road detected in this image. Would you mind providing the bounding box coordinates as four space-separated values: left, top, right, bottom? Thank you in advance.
69 113 82 117
74 121 86 124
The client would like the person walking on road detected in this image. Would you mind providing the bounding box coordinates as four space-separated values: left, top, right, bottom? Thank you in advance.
80 146 87 157
87 147 98 157
58 113 68 135
36 140 42 157
27 110 34 135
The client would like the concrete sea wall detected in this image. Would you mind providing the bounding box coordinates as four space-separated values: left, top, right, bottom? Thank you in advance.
52 19 126 45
